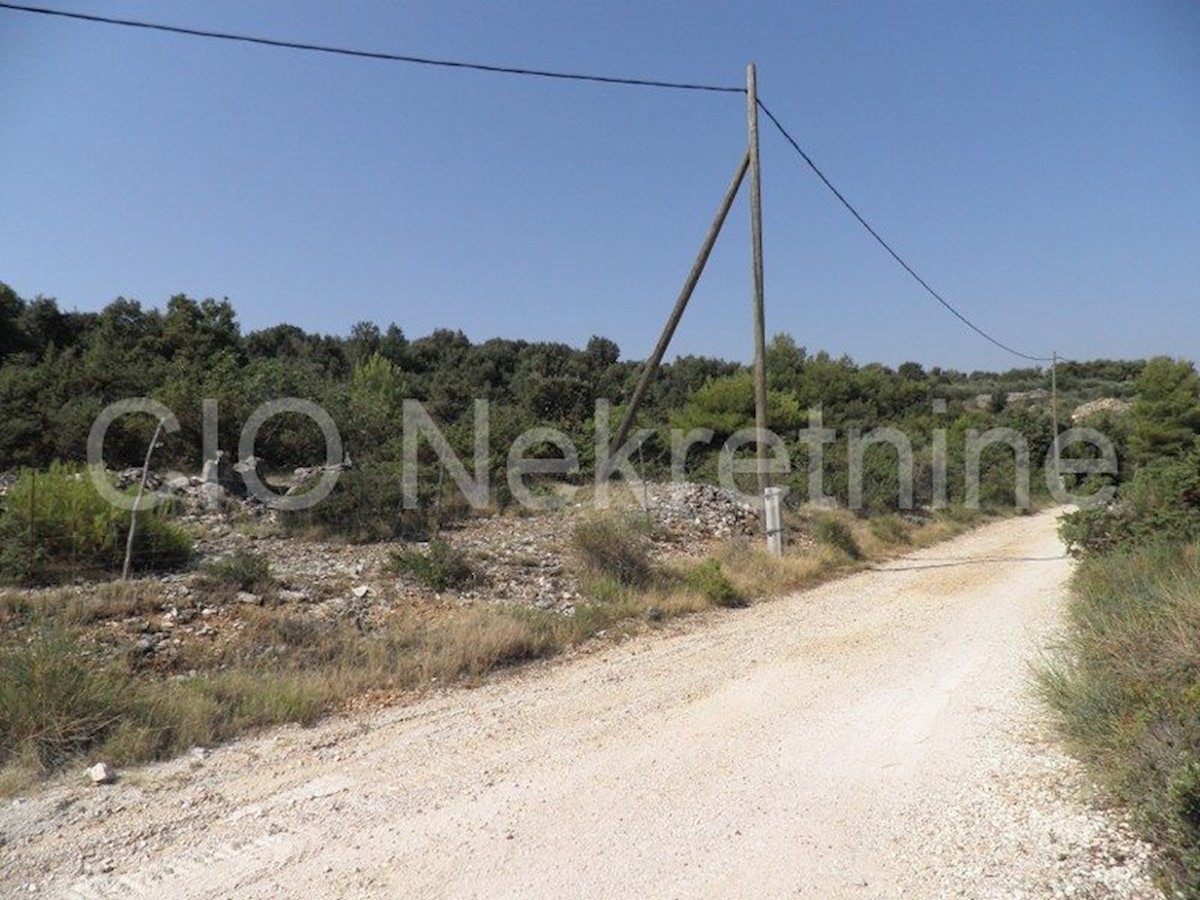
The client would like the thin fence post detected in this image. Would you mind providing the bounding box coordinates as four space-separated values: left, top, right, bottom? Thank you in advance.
123 419 166 581
28 468 36 582
637 440 652 526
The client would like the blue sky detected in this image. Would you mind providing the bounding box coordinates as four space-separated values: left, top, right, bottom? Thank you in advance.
2 1 1197 371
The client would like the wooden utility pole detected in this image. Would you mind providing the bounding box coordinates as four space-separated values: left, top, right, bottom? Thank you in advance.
1051 349 1061 491
746 63 769 503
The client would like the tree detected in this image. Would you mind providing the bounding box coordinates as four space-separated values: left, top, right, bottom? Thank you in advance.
348 321 382 367
347 353 410 458
766 332 805 393
670 370 803 441
0 282 27 359
1129 357 1200 465
17 295 72 355
584 335 620 370
162 295 240 363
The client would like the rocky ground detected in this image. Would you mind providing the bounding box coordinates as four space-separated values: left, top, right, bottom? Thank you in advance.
3 466 774 674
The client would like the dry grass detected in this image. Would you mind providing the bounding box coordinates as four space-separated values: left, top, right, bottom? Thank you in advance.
720 541 849 599
63 582 167 625
571 513 655 588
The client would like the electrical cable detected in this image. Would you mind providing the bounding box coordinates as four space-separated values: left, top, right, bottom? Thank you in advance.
757 99 1052 363
0 2 744 94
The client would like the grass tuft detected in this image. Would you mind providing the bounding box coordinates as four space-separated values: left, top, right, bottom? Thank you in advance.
0 625 131 771
809 512 862 560
571 514 654 588
682 558 745 608
200 550 274 592
389 540 478 591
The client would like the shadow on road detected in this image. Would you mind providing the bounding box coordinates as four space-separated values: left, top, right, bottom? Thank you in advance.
871 554 1068 572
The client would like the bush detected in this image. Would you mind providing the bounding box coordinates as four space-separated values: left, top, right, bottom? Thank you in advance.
809 513 861 560
0 464 192 584
389 540 477 591
1037 543 1200 893
1059 446 1200 557
200 550 273 592
571 515 654 588
279 462 433 543
683 558 745 608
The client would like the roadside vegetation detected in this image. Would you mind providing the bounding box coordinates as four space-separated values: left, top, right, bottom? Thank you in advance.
1040 357 1200 896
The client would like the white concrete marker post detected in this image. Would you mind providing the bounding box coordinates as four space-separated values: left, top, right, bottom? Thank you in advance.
764 486 784 556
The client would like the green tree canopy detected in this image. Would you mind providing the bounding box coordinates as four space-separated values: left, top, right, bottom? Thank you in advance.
1129 357 1200 465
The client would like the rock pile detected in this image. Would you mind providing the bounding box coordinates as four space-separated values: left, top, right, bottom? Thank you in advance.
641 482 760 540
1006 388 1050 405
1071 397 1132 422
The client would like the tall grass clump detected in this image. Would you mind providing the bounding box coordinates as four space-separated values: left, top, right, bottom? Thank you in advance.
809 512 861 560
868 513 910 546
0 464 192 584
0 624 132 771
571 514 654 588
1038 543 1200 893
200 550 273 592
389 540 478 591
682 558 746 608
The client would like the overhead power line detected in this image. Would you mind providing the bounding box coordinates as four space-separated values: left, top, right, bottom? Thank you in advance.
0 2 743 94
1 1 1053 364
756 100 1052 363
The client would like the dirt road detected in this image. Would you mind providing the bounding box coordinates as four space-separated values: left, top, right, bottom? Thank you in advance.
2 511 1159 898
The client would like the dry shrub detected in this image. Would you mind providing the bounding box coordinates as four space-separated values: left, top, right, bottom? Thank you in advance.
718 540 845 600
571 514 654 588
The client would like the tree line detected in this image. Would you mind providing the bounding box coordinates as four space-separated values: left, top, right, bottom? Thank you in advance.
0 282 1157 511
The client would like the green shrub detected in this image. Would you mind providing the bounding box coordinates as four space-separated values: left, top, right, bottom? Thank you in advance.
581 574 625 604
809 513 861 560
279 462 431 543
1059 445 1200 557
200 550 273 592
571 515 654 588
389 539 477 591
683 558 745 608
0 464 192 584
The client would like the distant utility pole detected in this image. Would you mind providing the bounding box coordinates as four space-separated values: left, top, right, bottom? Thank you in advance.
1051 349 1061 491
746 63 769 503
